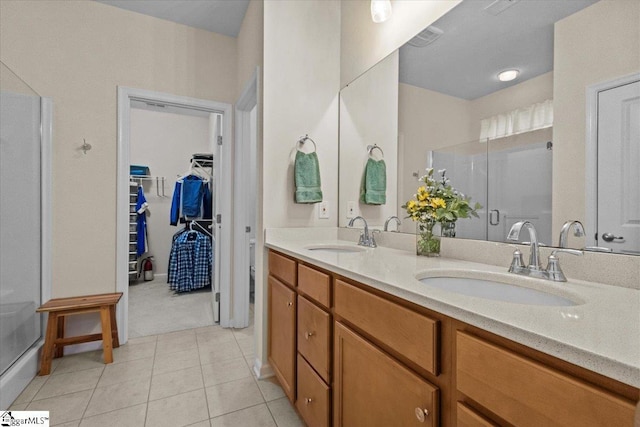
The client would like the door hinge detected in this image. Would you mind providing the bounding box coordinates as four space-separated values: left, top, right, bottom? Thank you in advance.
216 214 222 224
245 226 251 233
217 135 223 145
215 292 220 302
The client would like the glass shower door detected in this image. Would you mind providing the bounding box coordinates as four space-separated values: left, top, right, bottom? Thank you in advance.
487 130 553 244
0 63 42 376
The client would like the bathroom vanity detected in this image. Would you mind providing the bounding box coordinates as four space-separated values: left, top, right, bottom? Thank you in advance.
266 232 639 427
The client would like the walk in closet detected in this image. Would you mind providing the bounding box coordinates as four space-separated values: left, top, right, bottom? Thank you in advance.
127 102 220 337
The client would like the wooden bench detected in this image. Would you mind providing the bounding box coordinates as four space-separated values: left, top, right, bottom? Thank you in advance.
36 292 123 375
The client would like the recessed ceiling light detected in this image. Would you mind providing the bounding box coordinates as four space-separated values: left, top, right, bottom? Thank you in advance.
498 69 519 82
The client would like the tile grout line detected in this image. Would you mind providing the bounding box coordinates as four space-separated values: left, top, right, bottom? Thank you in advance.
142 338 158 427
77 365 106 425
197 332 213 424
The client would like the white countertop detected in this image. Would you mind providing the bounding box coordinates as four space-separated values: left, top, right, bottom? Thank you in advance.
265 228 640 388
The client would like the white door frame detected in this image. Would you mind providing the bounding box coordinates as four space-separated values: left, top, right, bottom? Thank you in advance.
117 87 233 342
585 72 640 247
232 70 259 328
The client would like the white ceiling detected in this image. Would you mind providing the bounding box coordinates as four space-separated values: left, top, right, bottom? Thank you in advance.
399 0 598 100
95 0 250 38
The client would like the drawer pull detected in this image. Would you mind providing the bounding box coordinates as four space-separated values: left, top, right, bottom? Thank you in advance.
305 397 313 405
304 331 315 340
287 301 293 307
415 407 429 423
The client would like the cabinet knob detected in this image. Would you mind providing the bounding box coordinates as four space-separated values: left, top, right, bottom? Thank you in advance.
305 331 314 340
305 397 313 405
415 407 429 423
287 301 293 307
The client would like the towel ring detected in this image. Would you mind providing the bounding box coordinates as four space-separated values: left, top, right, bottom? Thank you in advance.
367 144 384 158
297 134 317 152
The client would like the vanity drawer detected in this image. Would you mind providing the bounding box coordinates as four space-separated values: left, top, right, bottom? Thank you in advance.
456 331 636 427
298 264 331 308
296 354 330 427
269 251 296 288
334 279 438 376
297 295 331 383
456 402 497 427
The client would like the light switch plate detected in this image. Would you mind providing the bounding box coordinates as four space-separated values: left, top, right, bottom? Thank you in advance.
318 201 330 219
347 201 357 219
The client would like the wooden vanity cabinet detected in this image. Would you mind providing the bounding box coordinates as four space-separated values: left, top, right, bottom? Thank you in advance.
267 250 639 427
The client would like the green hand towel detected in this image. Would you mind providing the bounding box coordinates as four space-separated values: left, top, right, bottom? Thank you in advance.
360 158 386 205
295 150 323 204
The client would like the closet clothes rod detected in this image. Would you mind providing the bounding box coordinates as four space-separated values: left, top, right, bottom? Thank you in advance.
188 220 213 238
130 175 167 197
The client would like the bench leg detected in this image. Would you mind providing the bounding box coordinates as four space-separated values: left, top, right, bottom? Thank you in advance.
40 313 58 375
55 316 65 358
100 306 114 364
109 304 120 348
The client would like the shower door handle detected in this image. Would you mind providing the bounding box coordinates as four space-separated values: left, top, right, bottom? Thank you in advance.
489 209 500 226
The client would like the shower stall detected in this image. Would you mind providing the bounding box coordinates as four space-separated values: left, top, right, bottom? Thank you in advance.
0 61 51 409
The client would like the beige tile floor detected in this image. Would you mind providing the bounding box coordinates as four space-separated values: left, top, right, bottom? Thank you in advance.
9 325 305 427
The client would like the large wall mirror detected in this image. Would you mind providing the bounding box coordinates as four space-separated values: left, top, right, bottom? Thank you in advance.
338 0 639 255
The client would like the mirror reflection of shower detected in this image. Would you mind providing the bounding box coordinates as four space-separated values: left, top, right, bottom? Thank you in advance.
430 128 553 245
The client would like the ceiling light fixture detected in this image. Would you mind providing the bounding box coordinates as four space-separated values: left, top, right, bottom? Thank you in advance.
371 0 392 23
498 69 519 82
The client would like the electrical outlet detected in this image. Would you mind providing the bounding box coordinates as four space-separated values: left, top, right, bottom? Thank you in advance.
318 201 330 219
347 201 357 219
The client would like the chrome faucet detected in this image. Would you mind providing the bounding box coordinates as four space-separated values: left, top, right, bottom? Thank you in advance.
507 221 543 272
348 216 377 248
559 220 585 248
507 220 582 282
384 216 401 232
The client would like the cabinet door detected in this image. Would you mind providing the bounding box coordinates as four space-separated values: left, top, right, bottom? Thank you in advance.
268 275 296 402
334 322 439 427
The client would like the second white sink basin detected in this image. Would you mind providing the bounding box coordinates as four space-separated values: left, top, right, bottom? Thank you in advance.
305 244 367 253
418 276 579 306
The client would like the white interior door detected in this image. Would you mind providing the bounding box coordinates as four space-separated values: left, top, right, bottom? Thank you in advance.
597 80 640 254
211 113 222 322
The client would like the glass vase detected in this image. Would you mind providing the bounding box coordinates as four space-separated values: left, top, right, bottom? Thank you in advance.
416 220 440 257
440 220 456 238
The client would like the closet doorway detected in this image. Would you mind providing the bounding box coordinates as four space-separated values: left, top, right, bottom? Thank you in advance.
117 87 232 343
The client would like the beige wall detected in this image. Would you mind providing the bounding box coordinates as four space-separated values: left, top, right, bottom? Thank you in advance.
257 0 340 374
340 0 460 87
339 51 399 228
553 0 640 237
237 0 264 97
0 0 237 299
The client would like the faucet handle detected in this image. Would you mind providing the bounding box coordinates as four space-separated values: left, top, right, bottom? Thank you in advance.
508 248 526 273
546 248 583 282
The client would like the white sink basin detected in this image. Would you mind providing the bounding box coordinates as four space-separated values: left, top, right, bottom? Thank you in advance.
418 276 579 306
305 244 367 253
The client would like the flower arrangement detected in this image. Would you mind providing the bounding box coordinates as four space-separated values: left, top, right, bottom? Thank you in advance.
402 168 481 255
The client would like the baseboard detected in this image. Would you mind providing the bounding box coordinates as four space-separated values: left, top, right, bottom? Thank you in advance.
252 357 274 380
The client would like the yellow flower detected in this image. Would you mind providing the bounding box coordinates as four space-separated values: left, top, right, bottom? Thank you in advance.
430 198 446 209
419 201 428 207
417 186 429 201
407 200 417 212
